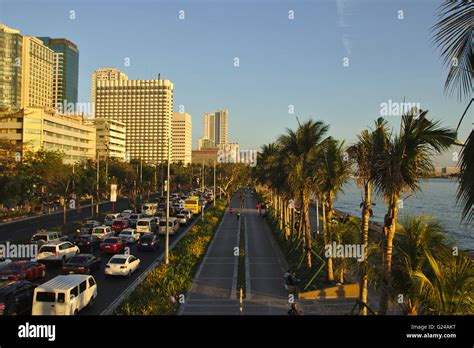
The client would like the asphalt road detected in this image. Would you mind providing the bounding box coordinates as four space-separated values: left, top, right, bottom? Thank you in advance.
0 194 160 243
0 193 210 315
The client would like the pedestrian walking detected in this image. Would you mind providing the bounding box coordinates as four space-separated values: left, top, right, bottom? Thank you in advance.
287 303 301 316
236 211 241 220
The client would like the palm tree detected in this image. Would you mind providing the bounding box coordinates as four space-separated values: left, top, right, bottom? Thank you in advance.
347 118 389 314
432 1 474 223
411 248 473 315
374 110 456 314
391 216 449 315
278 120 331 267
312 139 351 281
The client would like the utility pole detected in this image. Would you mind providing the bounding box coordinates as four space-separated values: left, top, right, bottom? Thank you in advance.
201 160 204 192
213 160 216 206
96 152 100 216
140 158 143 201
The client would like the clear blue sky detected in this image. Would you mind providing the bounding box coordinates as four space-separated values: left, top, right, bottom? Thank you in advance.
1 0 472 166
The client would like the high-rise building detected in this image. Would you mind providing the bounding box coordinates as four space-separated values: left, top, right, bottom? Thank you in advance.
0 24 23 112
93 118 126 161
215 109 228 145
21 36 54 109
0 107 96 164
38 37 79 109
93 69 173 163
91 67 128 106
172 112 192 165
198 109 228 149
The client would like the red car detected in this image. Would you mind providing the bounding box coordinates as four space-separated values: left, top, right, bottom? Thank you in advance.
100 237 126 254
112 219 129 233
0 261 46 281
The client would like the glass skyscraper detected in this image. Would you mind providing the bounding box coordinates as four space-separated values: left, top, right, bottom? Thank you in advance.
38 37 79 109
0 24 23 111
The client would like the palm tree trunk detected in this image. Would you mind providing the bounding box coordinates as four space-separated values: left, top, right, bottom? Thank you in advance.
379 195 399 314
359 181 371 315
302 190 312 268
326 198 334 282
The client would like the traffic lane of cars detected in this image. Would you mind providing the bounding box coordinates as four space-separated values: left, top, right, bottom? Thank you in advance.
30 220 192 315
0 194 160 243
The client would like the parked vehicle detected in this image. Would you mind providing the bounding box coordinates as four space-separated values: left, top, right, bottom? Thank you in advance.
99 237 126 254
128 214 142 227
158 217 179 235
118 229 140 244
138 234 159 252
62 254 101 274
136 218 158 234
30 231 61 248
32 274 97 315
176 213 188 226
80 220 101 234
141 203 158 217
0 280 37 315
71 235 101 253
105 254 140 277
91 226 114 240
104 214 120 226
37 242 79 264
112 219 129 234
0 261 46 281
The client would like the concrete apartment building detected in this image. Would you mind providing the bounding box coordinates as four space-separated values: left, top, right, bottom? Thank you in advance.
172 112 192 165
93 69 174 164
198 109 229 149
93 118 126 161
21 36 54 109
91 67 129 106
0 107 96 164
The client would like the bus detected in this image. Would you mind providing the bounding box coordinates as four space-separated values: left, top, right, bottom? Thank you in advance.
184 196 201 215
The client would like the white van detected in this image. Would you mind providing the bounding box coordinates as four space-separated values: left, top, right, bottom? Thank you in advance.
136 218 158 234
32 274 97 315
141 203 158 217
158 217 179 235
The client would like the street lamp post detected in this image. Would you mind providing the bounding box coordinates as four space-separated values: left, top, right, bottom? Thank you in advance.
96 152 100 216
165 133 171 265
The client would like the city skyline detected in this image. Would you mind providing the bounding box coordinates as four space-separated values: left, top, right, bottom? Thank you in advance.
1 0 472 165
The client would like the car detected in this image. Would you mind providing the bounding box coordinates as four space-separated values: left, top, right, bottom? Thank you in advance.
99 237 126 254
0 261 46 281
72 234 102 253
120 210 133 220
127 213 142 227
62 254 101 274
37 242 80 264
111 219 129 234
176 213 188 225
30 231 61 248
104 213 120 226
138 234 159 252
79 220 101 234
0 280 37 315
136 217 158 234
105 254 140 277
158 217 179 235
91 225 114 240
118 228 140 244
180 209 193 221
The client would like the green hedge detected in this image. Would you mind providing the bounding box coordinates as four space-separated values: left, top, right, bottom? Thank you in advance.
114 199 227 315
